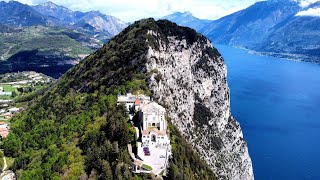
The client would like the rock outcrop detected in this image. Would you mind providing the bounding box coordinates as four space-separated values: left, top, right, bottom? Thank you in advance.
143 19 253 179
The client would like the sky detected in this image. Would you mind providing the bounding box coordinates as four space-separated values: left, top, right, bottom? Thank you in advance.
5 0 320 21
5 0 266 22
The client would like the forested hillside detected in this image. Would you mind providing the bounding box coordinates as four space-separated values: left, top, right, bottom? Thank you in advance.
3 18 216 179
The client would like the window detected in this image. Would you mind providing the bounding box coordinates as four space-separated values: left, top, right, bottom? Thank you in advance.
152 123 155 127
143 136 146 138
153 117 155 121
148 123 151 127
161 137 164 139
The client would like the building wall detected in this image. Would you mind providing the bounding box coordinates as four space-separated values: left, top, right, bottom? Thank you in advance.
142 111 166 131
126 102 134 112
0 92 12 96
117 102 134 112
142 134 170 145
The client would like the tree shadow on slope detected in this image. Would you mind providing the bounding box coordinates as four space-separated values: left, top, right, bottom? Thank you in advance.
0 50 74 78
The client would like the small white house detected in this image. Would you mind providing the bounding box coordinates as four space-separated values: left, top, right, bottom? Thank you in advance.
117 93 151 114
0 122 8 129
9 107 20 114
0 92 12 96
0 87 3 92
117 93 136 112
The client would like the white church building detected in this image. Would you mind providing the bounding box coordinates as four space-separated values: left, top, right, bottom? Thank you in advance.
117 94 170 147
139 102 170 146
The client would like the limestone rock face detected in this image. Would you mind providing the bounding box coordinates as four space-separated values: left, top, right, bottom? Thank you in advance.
144 25 253 179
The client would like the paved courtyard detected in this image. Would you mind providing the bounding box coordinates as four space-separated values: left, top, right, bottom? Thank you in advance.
137 142 169 175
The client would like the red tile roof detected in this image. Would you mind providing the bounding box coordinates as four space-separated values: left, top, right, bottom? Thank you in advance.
135 98 141 105
0 131 9 138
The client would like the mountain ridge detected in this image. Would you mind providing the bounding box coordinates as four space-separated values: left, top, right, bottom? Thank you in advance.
32 1 129 37
0 0 130 78
3 18 253 179
162 11 212 31
0 1 50 26
164 0 320 63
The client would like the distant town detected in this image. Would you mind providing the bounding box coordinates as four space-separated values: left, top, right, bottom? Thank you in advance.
0 71 54 179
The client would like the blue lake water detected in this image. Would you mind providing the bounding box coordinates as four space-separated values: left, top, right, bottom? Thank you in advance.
215 44 320 180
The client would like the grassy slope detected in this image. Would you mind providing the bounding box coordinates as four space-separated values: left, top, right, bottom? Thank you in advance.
1 84 16 92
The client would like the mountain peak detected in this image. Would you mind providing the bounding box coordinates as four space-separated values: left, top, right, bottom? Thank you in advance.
183 11 193 15
162 11 212 31
42 1 58 7
0 0 48 26
176 11 193 16
167 11 194 18
38 1 71 11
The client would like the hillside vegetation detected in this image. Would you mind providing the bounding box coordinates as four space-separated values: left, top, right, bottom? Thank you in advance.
0 25 99 61
3 19 216 179
0 25 103 78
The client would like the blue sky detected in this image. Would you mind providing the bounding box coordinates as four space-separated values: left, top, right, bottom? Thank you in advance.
4 0 299 22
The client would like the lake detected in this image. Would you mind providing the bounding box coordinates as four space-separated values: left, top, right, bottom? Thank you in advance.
215 44 320 180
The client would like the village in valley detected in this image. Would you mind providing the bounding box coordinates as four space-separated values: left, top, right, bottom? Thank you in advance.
0 71 53 179
117 93 172 176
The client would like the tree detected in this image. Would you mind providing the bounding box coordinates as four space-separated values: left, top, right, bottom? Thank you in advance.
11 91 17 98
3 133 21 157
99 161 113 180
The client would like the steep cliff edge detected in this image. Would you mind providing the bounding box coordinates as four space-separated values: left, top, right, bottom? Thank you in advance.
3 18 252 179
144 20 253 179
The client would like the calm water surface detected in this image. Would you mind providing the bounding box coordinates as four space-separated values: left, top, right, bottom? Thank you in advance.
215 44 320 180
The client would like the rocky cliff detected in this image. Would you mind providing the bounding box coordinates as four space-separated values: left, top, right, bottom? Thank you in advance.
143 19 253 179
3 18 253 179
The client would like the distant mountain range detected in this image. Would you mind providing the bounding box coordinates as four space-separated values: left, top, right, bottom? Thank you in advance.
162 12 211 31
164 0 320 63
32 1 129 40
0 1 49 26
0 1 129 78
0 1 129 41
2 0 320 78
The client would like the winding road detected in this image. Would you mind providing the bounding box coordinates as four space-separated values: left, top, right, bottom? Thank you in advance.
0 153 7 179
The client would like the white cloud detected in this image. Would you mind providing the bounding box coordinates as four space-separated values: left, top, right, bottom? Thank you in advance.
296 7 320 16
294 0 319 7
5 0 264 22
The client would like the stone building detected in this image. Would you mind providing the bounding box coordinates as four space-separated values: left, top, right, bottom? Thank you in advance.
139 102 170 146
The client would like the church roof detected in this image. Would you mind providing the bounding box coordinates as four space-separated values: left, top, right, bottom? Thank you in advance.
135 98 141 105
117 93 136 103
142 128 167 136
141 102 166 113
117 93 150 103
